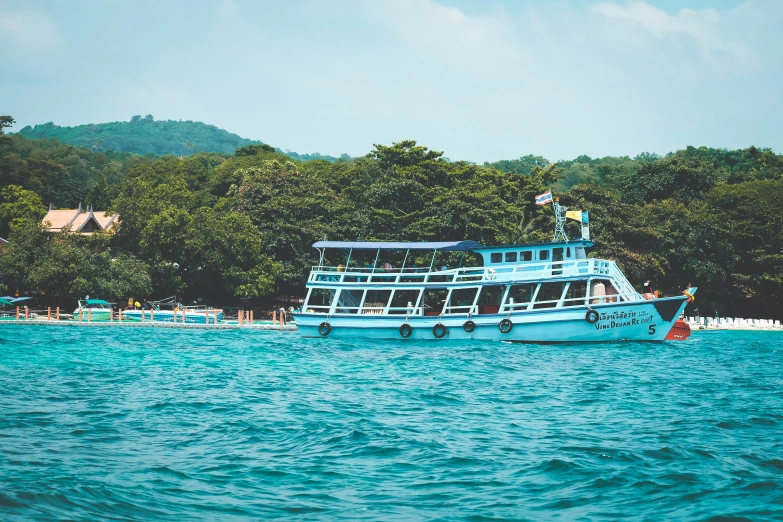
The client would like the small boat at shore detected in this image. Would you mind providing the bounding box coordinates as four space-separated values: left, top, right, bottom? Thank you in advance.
122 296 223 323
294 199 696 343
74 299 113 321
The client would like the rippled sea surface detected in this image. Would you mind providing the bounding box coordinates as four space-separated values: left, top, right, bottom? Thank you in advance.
1 326 782 521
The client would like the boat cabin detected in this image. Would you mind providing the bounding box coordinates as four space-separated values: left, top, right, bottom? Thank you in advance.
475 241 589 267
302 240 640 317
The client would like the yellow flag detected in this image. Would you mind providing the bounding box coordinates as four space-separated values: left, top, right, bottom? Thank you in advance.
566 210 582 222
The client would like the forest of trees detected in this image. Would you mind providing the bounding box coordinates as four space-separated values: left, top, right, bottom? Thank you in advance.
15 116 348 162
1 114 781 319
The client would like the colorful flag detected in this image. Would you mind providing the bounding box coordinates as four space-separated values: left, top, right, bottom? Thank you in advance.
581 212 590 240
535 190 553 206
566 210 590 224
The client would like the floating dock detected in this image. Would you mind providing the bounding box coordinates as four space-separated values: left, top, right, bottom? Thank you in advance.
0 319 298 331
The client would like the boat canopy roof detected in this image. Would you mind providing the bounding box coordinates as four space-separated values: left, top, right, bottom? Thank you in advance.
312 240 483 251
85 299 110 305
2 296 33 303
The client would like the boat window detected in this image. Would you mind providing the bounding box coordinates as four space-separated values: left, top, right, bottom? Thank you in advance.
305 288 336 313
566 247 571 258
520 251 532 261
336 289 365 314
477 286 503 315
564 281 587 306
539 250 549 261
506 284 535 311
447 288 479 314
423 289 449 316
362 290 391 314
491 253 502 263
389 289 421 315
532 283 563 309
552 248 564 275
575 248 586 259
504 252 517 262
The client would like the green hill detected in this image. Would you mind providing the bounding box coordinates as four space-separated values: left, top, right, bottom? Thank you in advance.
16 116 346 161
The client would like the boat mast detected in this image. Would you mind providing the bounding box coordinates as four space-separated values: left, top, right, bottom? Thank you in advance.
553 198 569 242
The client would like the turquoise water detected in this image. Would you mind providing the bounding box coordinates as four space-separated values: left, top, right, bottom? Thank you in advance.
1 326 782 521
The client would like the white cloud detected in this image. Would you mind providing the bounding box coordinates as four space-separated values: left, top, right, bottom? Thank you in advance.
0 4 60 51
217 0 238 18
591 1 756 70
363 0 523 70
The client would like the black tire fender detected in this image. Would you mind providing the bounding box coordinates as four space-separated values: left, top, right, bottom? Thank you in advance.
463 320 476 333
400 323 413 338
318 321 332 336
585 309 599 324
433 323 447 338
499 318 513 334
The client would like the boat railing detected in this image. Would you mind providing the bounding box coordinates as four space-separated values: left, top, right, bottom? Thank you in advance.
605 262 638 296
502 290 643 311
306 289 646 315
305 303 483 316
309 258 620 285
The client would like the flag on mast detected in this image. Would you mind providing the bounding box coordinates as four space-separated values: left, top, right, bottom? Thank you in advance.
566 210 590 239
535 190 553 206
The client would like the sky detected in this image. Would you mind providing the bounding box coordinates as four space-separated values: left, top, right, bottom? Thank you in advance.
1 0 781 162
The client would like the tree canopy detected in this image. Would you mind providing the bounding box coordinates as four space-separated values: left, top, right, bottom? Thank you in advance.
14 117 347 161
1 114 782 319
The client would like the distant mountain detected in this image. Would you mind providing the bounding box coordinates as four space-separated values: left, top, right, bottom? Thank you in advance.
15 116 347 161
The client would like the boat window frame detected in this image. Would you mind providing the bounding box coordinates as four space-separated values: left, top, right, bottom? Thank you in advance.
503 283 537 312
361 288 393 315
335 288 366 314
532 282 564 309
303 287 337 313
444 286 481 315
388 288 423 315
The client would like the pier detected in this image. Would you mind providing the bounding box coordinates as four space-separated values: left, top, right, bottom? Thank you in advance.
0 318 298 331
0 306 298 330
687 316 782 331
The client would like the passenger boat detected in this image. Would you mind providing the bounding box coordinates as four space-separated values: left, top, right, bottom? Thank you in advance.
74 299 113 321
122 296 223 323
294 201 696 342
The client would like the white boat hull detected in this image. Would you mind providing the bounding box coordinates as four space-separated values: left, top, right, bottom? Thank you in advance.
72 310 112 321
294 297 689 343
122 310 223 324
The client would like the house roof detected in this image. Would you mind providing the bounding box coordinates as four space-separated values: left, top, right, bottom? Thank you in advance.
41 209 82 232
93 211 119 229
41 204 120 235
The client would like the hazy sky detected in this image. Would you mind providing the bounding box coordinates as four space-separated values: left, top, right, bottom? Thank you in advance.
1 0 780 162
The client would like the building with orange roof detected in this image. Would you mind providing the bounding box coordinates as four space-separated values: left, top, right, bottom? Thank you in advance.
41 203 120 236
